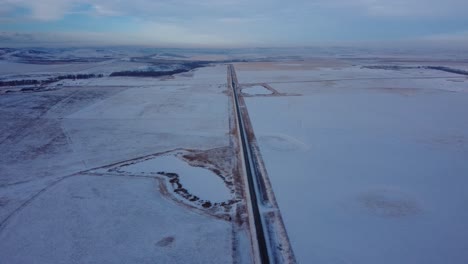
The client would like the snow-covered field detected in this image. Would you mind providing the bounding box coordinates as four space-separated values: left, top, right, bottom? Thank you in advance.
242 85 273 95
0 175 233 263
237 60 468 263
2 48 468 263
0 63 252 263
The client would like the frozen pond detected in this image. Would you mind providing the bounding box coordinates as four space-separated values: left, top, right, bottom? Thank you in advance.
122 155 231 203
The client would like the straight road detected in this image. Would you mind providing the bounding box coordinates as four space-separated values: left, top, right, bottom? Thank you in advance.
229 65 271 264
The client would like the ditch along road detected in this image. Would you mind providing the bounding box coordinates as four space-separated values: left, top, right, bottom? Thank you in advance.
228 65 296 264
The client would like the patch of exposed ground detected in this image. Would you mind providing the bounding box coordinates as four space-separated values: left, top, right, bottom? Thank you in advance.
181 147 234 187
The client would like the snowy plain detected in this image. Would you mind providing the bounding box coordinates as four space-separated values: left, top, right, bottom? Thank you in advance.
237 60 468 264
2 47 468 264
242 85 273 95
0 62 247 263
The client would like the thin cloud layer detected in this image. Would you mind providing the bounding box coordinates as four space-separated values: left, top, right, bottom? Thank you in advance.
3 0 468 20
1 0 468 46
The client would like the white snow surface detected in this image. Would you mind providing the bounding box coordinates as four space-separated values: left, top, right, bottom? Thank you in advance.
0 175 232 264
240 63 468 264
242 85 272 95
0 64 238 263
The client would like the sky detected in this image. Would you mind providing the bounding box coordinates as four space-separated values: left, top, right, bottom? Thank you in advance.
0 0 468 47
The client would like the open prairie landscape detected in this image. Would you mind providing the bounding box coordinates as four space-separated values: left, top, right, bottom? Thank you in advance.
235 57 468 263
1 47 468 263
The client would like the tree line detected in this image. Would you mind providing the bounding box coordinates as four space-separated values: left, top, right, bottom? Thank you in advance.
110 62 208 77
0 73 104 87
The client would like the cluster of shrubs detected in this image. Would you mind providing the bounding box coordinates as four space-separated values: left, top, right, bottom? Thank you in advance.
424 66 468 76
110 68 190 77
110 62 207 77
0 74 104 87
363 65 414 70
364 65 468 76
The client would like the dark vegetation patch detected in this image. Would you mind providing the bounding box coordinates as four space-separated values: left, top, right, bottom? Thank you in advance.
110 68 193 77
0 48 16 56
363 65 416 70
363 65 468 76
425 66 468 75
158 53 188 58
109 61 208 77
157 166 238 213
12 57 109 64
0 74 104 87
108 58 266 78
158 171 212 208
9 51 110 64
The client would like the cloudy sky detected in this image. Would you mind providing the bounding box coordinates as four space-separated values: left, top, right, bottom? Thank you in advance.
1 0 468 47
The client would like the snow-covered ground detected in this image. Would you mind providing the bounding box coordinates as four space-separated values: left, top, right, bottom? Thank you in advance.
2 48 468 263
0 175 232 264
238 60 468 263
0 64 250 263
242 85 273 95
